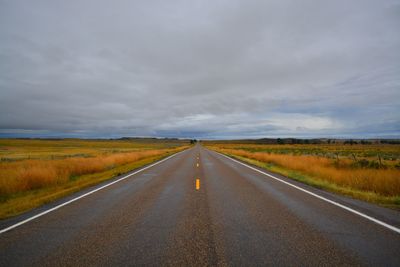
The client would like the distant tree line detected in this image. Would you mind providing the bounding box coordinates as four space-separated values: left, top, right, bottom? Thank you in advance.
274 138 398 145
380 140 400 144
276 138 318 144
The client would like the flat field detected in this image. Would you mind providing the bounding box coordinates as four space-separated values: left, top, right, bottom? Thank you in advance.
205 142 400 208
0 138 189 218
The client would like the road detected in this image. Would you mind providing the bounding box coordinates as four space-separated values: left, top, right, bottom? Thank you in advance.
1 145 399 266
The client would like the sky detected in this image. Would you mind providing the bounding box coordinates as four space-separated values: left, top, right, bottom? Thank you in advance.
0 0 399 139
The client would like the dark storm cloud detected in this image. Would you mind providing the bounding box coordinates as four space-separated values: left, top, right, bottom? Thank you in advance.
0 0 399 138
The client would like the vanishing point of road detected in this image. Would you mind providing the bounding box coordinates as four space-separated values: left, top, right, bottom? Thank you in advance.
1 145 399 266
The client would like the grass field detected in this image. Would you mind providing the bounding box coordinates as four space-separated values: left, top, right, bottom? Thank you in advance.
0 138 189 219
205 142 400 208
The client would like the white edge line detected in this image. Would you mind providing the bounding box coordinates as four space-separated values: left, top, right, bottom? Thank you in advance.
213 150 400 234
0 148 189 234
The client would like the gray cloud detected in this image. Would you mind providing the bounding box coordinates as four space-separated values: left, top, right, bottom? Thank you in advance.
0 0 399 139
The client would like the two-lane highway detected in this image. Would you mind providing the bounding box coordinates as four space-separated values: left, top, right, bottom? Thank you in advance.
1 145 399 266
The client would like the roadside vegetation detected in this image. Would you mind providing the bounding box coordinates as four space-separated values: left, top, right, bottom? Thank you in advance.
0 138 189 219
205 142 400 209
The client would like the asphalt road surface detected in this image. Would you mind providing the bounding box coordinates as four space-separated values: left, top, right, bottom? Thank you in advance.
1 145 399 266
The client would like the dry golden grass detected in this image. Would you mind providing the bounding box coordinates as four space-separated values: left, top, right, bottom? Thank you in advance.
0 138 185 161
0 153 177 219
0 138 190 218
210 147 400 198
0 139 188 200
206 143 400 167
0 150 167 196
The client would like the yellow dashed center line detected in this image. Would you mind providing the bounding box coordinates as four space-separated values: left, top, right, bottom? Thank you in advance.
196 179 200 190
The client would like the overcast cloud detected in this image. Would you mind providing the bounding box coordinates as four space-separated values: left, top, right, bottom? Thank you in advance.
0 0 399 139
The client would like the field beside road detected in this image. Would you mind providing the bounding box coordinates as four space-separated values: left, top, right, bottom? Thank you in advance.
0 138 189 219
205 142 400 208
1 144 399 266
